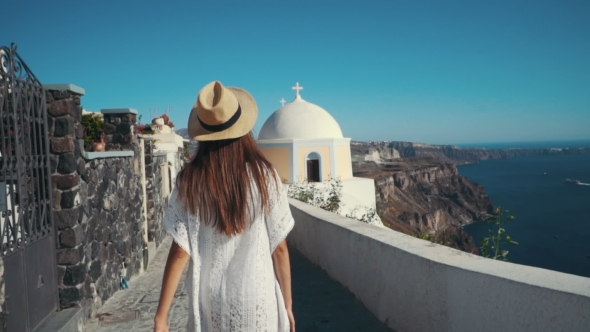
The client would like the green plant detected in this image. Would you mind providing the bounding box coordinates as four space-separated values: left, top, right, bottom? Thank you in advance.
287 177 342 212
135 114 156 134
287 179 319 205
345 205 380 224
81 114 104 150
287 178 342 213
432 230 456 246
480 206 519 261
411 233 432 241
287 177 383 225
317 177 342 213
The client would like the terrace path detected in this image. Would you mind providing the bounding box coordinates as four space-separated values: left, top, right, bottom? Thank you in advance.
85 237 391 331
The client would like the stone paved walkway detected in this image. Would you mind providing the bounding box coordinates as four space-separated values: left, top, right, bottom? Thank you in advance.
85 237 390 331
85 237 189 332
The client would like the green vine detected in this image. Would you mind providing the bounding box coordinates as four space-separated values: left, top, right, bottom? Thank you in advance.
480 206 519 261
81 114 104 150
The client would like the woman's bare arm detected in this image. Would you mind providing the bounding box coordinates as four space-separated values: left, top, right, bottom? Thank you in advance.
154 241 189 329
272 240 295 331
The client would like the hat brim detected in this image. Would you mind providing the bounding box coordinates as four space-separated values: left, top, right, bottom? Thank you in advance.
188 87 258 141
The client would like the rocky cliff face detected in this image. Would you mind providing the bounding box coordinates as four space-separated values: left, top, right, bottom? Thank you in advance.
357 141 590 164
350 142 401 163
383 162 493 228
356 140 588 253
354 157 492 254
351 139 590 253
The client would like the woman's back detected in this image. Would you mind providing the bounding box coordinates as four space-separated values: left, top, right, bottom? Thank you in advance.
156 81 295 332
164 168 293 331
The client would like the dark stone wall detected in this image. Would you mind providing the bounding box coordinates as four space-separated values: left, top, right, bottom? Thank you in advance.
46 89 84 213
73 149 144 312
47 89 145 318
103 113 136 151
144 140 168 246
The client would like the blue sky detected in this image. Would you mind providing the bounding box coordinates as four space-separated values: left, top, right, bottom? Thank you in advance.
2 0 589 144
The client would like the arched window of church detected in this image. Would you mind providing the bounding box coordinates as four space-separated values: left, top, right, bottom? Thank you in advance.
306 152 321 182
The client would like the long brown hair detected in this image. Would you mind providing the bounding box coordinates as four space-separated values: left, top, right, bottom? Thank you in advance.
176 132 277 236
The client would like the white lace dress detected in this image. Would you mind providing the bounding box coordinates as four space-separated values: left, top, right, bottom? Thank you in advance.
162 175 294 332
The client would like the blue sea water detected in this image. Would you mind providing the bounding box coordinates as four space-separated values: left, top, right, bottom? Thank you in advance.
459 153 590 278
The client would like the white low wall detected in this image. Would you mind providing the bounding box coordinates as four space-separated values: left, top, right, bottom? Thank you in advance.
340 177 378 209
287 199 590 332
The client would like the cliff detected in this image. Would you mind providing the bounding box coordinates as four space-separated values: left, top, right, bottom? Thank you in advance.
354 157 492 254
350 140 590 253
353 141 590 164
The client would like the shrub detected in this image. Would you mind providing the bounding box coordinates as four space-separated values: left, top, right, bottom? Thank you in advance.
81 113 104 150
287 177 342 214
287 177 381 225
411 233 432 241
480 206 519 261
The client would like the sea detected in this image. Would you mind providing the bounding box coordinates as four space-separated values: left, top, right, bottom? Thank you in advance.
457 140 590 278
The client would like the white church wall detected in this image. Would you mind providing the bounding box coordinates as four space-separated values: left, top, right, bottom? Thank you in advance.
335 145 353 179
292 138 350 182
260 147 292 182
257 142 294 182
258 138 351 183
297 146 330 182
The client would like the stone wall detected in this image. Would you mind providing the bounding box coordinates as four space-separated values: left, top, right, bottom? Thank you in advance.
74 152 144 312
47 88 145 318
144 140 168 246
103 111 136 151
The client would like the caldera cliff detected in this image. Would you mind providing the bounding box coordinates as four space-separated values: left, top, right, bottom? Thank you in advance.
352 144 501 254
351 140 588 253
365 141 590 164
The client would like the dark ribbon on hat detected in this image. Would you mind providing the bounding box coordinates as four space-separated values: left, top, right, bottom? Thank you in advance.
198 104 242 132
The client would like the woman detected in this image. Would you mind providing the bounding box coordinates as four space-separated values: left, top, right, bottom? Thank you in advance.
154 81 295 332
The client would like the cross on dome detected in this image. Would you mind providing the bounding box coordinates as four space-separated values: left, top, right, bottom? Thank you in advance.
280 98 286 106
292 82 303 98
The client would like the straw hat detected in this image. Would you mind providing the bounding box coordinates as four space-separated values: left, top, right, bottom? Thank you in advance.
188 81 258 141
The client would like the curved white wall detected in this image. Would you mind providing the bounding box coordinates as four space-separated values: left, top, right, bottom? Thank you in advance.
287 199 590 332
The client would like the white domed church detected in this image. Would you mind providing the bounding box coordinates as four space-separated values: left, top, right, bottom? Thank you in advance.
257 83 382 225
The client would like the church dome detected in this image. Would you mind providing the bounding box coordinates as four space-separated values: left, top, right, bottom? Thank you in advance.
258 84 344 140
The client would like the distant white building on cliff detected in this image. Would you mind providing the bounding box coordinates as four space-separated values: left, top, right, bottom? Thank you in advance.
257 83 382 226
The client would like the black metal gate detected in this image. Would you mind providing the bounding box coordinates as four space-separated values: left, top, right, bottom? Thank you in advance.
0 44 57 331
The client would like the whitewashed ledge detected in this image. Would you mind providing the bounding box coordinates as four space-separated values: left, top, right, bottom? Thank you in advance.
83 151 134 160
138 134 155 141
287 198 590 332
43 83 86 95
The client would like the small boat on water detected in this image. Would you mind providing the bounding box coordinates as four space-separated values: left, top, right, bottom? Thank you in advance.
565 179 581 185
